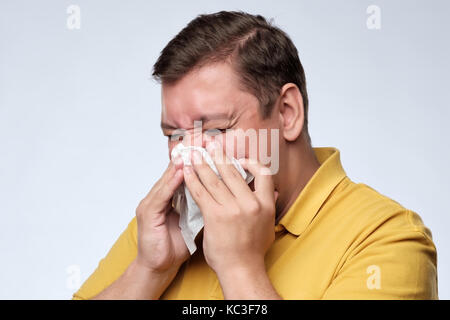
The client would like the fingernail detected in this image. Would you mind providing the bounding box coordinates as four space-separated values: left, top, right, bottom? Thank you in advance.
183 165 192 175
174 168 183 178
173 156 183 166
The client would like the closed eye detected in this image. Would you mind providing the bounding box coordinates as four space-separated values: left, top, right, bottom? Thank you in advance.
164 132 184 141
205 128 228 136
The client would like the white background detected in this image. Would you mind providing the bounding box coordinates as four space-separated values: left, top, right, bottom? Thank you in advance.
0 0 449 299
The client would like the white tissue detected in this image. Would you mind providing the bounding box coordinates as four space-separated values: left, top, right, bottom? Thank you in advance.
171 143 253 255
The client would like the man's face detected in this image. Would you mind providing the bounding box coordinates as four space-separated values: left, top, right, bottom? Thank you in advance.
161 62 280 173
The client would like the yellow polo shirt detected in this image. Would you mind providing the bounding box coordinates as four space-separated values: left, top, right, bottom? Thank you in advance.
73 147 438 300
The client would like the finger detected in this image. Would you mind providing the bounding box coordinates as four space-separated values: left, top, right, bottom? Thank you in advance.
153 158 180 190
190 149 234 205
238 158 275 204
183 165 216 211
167 210 189 259
206 140 252 198
156 168 184 211
171 155 184 171
145 162 184 212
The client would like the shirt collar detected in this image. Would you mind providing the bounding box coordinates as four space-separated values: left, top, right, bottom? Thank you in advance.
275 147 347 236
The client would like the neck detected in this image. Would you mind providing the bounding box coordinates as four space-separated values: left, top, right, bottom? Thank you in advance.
275 135 321 224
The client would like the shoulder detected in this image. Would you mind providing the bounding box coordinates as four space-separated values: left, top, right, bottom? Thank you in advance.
322 179 438 299
330 178 433 244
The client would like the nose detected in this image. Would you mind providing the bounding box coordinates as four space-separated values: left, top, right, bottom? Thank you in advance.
181 130 206 147
168 130 213 159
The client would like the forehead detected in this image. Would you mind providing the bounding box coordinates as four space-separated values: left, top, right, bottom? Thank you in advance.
161 62 258 128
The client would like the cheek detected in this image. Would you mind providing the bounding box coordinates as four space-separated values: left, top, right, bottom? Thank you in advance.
222 133 239 159
168 142 174 160
222 131 257 160
221 128 277 161
168 138 183 159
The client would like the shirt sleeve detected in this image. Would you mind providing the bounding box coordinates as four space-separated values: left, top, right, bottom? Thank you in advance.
322 210 438 300
72 217 138 300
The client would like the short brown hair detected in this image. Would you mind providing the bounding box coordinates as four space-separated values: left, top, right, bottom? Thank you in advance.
152 11 309 138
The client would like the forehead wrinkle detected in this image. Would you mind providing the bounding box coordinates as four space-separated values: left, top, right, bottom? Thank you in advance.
161 111 237 132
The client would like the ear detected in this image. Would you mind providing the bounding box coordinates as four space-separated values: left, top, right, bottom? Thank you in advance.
278 83 305 142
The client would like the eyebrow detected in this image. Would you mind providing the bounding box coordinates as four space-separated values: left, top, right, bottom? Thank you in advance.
160 112 233 130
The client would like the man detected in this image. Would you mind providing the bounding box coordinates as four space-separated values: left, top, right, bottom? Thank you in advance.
73 11 437 300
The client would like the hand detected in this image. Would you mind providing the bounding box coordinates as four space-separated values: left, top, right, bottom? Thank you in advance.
183 141 277 276
135 158 189 274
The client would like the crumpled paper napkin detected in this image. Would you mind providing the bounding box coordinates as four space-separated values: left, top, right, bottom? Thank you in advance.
171 143 254 254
